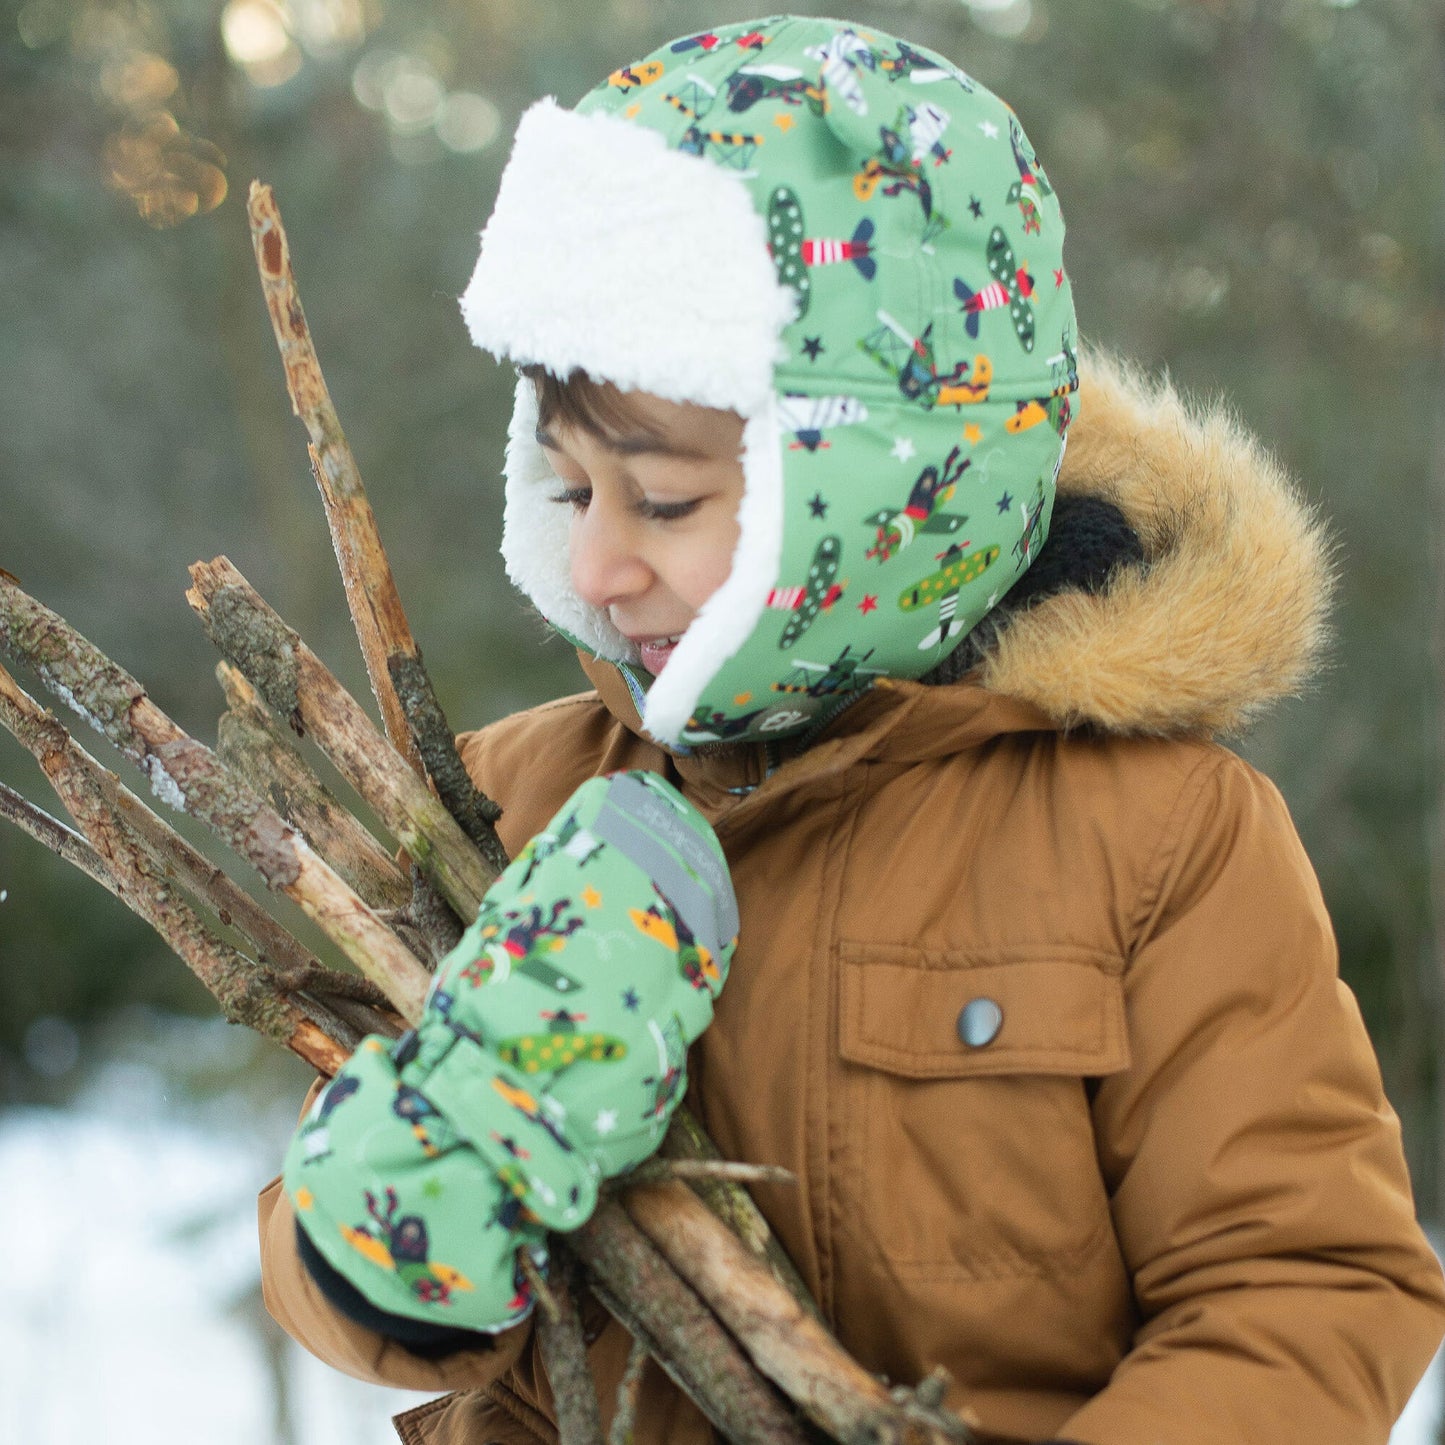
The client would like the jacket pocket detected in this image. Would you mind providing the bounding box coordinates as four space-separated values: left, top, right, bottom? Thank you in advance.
835 943 1129 1278
392 1386 556 1445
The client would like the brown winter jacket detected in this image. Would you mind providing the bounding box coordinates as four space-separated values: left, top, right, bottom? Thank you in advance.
259 357 1445 1444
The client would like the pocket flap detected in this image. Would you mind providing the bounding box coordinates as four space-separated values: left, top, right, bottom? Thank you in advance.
838 943 1130 1078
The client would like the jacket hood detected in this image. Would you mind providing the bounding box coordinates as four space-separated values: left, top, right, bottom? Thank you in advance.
978 349 1335 738
579 349 1335 756
461 15 1077 749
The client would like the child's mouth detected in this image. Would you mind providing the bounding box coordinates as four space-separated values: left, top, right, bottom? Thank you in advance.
637 632 684 676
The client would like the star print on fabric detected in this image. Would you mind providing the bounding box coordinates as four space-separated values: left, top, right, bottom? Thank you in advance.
422 1177 445 1199
773 112 796 132
969 196 983 219
891 436 916 462
594 1109 618 1136
625 103 642 120
808 493 828 518
963 423 983 444
622 988 641 1012
858 594 879 615
1054 268 1066 287
978 120 1000 140
581 885 602 908
986 590 1000 610
996 491 1014 514
801 335 824 360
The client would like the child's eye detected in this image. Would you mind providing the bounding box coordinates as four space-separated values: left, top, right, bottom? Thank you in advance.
636 498 701 522
548 488 701 523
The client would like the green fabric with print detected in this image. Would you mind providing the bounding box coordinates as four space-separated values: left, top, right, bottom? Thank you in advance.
282 770 738 1332
577 16 1078 744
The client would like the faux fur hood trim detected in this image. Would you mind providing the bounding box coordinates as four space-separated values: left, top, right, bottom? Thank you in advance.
978 350 1336 738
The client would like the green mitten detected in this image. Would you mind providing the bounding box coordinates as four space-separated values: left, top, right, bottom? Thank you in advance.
283 770 737 1333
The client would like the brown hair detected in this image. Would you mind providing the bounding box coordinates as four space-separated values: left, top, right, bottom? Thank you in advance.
521 363 666 443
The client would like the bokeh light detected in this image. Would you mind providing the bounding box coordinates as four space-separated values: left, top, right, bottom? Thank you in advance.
437 92 502 154
351 46 502 160
962 0 1038 40
98 50 180 109
103 111 228 228
381 54 445 133
292 0 367 58
221 0 303 87
17 0 70 49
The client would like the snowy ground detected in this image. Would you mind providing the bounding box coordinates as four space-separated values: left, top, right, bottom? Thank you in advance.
0 1014 439 1445
1 1012 1440 1445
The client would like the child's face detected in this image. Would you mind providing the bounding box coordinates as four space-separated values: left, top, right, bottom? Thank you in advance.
537 390 746 677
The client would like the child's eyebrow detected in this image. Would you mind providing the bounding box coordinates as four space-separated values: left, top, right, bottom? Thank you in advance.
534 426 709 461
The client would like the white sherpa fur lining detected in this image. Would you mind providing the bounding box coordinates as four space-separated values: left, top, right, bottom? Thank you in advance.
465 99 797 744
462 99 794 414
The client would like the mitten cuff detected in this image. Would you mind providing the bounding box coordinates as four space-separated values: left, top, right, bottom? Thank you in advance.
294 1216 496 1358
283 1040 548 1334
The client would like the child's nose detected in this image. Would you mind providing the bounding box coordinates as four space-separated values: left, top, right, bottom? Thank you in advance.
569 506 652 611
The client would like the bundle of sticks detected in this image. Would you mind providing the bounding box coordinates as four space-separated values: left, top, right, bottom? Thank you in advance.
0 184 976 1445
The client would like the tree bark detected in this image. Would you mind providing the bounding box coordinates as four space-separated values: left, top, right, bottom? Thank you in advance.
247 182 507 878
187 556 494 924
568 1205 811 1445
531 1254 607 1445
661 1109 819 1321
217 660 411 911
246 180 425 782
624 1181 975 1445
0 661 353 1076
0 577 433 1023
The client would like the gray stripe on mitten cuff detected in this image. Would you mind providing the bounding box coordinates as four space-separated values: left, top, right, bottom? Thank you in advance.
595 775 738 956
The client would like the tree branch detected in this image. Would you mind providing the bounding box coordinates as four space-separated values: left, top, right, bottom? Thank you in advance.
609 1334 649 1445
531 1253 606 1445
624 1181 976 1445
247 182 508 878
0 662 353 1076
217 660 411 912
567 1207 811 1445
661 1109 820 1322
246 180 424 779
0 577 432 1023
0 779 123 902
186 557 493 924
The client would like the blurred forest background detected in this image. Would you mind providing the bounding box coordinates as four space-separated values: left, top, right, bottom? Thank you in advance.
2 0 1443 1240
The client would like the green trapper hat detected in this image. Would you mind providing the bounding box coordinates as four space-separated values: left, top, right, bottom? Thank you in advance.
462 14 1077 748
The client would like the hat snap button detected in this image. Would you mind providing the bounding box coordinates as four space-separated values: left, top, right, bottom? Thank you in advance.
957 997 1003 1048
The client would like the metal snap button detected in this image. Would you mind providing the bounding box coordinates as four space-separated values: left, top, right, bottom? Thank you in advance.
957 997 1003 1048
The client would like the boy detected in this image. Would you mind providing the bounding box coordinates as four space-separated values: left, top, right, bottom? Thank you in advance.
259 15 1445 1443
